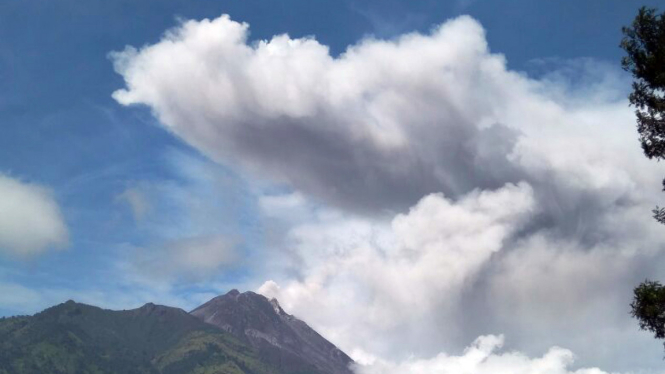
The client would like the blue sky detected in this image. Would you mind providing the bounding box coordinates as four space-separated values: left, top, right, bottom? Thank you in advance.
3 1 665 373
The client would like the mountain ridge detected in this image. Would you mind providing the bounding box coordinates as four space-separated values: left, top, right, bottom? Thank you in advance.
0 291 354 374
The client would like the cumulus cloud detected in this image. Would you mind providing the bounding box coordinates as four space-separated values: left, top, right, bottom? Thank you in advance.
111 15 537 213
259 183 535 359
258 188 652 374
0 174 68 256
111 13 665 373
355 335 612 374
253 190 665 372
252 187 665 371
109 15 664 246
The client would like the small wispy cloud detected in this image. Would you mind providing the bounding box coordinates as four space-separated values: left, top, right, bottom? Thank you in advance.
116 184 151 222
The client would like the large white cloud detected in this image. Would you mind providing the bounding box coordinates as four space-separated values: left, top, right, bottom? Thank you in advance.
254 190 665 374
0 174 68 256
258 183 535 358
355 335 611 374
111 14 665 374
111 15 537 213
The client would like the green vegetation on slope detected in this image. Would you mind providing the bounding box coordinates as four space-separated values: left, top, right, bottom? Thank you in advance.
0 301 278 374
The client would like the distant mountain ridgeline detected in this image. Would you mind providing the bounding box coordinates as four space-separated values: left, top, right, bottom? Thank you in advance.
0 290 354 374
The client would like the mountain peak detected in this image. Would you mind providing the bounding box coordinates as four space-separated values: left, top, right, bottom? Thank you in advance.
37 300 99 319
191 290 353 374
269 297 287 316
133 303 190 320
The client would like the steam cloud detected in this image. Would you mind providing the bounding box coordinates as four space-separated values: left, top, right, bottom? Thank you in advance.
112 14 665 373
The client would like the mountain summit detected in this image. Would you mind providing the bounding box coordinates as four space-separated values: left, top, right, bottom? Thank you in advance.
0 291 354 374
191 290 354 374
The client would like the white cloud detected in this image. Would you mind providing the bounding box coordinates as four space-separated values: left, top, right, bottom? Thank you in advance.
256 185 665 372
111 15 542 213
0 174 68 256
109 13 664 233
111 13 665 373
355 335 615 374
259 182 535 360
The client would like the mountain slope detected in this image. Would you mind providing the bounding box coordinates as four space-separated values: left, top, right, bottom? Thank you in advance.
191 290 354 374
0 300 277 374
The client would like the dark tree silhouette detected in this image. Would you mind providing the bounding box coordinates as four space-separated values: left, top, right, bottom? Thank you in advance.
622 7 665 355
621 6 665 223
631 280 665 354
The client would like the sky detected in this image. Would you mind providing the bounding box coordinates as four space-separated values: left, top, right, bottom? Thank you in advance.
2 0 665 373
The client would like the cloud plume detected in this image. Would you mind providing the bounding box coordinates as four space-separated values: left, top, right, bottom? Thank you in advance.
111 15 538 213
354 335 612 374
111 14 665 373
258 183 535 358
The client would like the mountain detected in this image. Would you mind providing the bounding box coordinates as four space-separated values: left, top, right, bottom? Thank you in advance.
191 290 354 374
0 292 355 374
0 300 279 374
